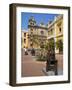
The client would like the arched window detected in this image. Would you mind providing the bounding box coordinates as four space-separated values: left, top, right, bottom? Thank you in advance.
41 31 44 34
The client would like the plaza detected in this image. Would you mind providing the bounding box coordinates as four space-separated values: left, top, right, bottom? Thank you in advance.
21 14 63 77
21 48 63 77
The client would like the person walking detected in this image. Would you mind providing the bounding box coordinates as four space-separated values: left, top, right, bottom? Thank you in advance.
24 47 28 55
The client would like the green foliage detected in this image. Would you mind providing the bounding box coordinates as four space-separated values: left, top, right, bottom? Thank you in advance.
56 40 63 53
29 35 40 47
40 44 44 49
48 39 55 50
44 42 49 50
36 54 46 61
44 39 55 51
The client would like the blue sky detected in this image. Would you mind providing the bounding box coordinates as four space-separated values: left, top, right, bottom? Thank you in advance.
21 12 59 31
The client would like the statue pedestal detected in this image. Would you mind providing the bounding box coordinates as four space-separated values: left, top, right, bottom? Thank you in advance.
42 68 55 76
42 68 63 76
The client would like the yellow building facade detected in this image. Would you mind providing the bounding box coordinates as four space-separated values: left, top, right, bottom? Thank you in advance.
55 15 63 53
55 15 63 40
47 15 63 53
21 31 28 48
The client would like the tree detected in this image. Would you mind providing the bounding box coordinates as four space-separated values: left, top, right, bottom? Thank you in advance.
36 39 55 61
56 40 63 53
48 39 55 51
29 34 40 48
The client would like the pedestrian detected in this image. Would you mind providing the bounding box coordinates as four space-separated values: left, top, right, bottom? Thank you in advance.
24 47 28 55
31 48 35 56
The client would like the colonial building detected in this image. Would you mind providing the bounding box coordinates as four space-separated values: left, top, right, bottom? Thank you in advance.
47 15 63 53
21 30 28 48
28 16 48 49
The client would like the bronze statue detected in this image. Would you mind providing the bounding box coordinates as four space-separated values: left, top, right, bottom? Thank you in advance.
46 49 58 75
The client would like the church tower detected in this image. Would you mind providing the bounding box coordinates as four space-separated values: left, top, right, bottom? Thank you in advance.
28 16 36 48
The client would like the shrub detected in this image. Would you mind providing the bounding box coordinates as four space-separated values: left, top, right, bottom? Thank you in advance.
36 54 46 61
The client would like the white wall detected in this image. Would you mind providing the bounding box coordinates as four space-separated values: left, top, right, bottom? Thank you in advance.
0 0 72 90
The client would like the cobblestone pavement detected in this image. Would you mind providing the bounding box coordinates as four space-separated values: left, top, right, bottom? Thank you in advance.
21 49 63 77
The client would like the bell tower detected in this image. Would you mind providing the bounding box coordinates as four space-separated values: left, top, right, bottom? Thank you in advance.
28 16 36 48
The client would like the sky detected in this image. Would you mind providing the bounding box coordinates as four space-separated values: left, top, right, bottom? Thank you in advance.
21 12 59 31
